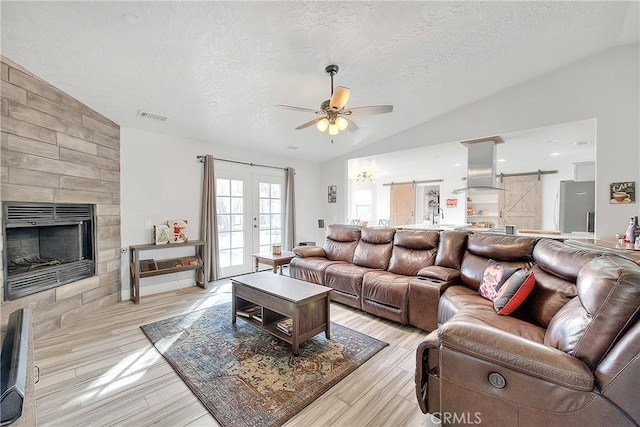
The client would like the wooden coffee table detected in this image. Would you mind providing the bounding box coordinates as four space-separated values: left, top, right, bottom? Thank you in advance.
231 271 332 355
251 251 295 274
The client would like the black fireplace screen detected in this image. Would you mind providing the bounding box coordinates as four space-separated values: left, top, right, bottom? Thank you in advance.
3 202 95 301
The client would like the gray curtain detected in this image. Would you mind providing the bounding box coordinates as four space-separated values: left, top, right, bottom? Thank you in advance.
198 155 220 284
283 167 296 250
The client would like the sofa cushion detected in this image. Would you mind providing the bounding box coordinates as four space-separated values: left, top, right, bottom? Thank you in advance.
523 239 600 327
438 286 494 325
362 271 410 324
323 224 361 262
387 230 439 276
352 227 395 269
289 257 345 285
533 239 598 282
324 263 374 309
459 234 537 290
467 234 538 261
435 231 468 269
544 255 640 370
439 285 546 341
445 307 546 343
460 252 533 291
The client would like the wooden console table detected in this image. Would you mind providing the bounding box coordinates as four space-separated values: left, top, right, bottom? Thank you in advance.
129 240 205 304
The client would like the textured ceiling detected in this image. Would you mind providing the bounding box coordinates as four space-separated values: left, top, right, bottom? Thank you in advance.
1 1 637 163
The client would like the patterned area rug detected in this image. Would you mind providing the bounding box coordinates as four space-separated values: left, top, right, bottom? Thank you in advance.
141 303 388 427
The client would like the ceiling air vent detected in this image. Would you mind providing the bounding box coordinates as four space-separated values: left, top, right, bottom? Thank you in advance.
137 110 167 121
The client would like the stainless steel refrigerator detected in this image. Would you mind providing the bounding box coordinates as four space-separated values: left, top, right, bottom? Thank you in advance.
559 180 595 233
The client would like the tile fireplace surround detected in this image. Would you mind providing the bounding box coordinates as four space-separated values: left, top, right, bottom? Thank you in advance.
1 56 122 337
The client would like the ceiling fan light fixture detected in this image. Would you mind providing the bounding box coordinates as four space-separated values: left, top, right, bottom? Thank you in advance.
335 116 348 131
276 64 393 142
316 118 329 132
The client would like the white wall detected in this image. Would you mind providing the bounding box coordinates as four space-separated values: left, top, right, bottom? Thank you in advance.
120 128 322 298
321 44 640 239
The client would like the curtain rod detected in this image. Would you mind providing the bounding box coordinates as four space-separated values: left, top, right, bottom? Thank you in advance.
196 155 290 172
382 179 443 187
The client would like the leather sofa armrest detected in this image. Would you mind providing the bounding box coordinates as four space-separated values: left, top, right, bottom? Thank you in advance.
415 330 439 414
408 277 455 331
417 265 461 282
438 320 594 391
292 246 325 258
595 321 640 423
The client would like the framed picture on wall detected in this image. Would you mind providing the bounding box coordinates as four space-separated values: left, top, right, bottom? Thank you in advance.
328 185 337 203
610 181 635 204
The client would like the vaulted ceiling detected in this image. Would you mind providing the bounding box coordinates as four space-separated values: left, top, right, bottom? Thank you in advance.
1 1 638 163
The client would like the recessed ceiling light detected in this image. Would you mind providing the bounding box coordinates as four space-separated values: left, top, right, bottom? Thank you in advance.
122 13 139 26
550 152 560 156
453 163 461 167
497 158 506 162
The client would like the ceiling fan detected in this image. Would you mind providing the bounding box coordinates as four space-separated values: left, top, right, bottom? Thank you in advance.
276 65 393 142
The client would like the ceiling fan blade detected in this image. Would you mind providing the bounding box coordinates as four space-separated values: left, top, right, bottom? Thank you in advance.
344 117 359 131
276 104 323 114
329 86 351 110
346 105 393 116
295 117 324 130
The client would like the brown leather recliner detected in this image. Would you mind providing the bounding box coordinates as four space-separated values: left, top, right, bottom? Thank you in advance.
416 238 640 426
289 224 361 285
324 226 396 309
361 229 439 324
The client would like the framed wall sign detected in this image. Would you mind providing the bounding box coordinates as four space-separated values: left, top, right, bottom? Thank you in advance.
328 185 337 203
610 181 635 204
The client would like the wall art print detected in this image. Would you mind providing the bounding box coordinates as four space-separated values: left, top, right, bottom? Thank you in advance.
168 219 189 243
154 224 172 244
610 181 635 204
328 185 337 203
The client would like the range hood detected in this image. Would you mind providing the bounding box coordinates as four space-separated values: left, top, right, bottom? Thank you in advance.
453 136 505 194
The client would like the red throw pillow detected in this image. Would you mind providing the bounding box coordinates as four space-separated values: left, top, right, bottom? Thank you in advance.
493 269 536 315
478 260 536 315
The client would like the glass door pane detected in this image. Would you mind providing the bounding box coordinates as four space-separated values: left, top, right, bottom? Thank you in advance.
257 180 282 254
216 170 252 277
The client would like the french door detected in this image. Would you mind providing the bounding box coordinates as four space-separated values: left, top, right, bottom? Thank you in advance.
215 168 284 277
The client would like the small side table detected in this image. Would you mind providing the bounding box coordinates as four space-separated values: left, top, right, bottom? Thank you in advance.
251 251 296 274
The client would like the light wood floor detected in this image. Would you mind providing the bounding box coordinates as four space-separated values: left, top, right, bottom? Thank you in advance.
34 276 440 427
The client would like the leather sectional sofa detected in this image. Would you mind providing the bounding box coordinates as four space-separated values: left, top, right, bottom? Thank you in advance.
290 224 640 426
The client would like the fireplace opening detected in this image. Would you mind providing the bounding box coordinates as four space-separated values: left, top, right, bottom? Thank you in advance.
3 202 95 301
